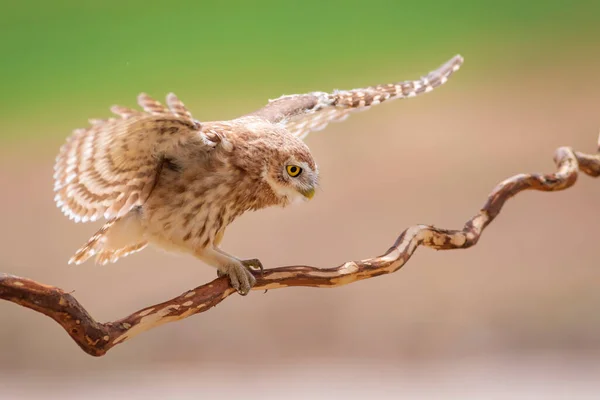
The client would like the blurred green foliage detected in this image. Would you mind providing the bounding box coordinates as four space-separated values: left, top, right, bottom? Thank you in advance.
1 0 598 142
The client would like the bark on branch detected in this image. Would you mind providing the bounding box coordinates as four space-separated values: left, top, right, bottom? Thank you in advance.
2 138 599 357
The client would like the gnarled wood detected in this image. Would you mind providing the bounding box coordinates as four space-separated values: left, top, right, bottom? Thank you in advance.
1 137 599 357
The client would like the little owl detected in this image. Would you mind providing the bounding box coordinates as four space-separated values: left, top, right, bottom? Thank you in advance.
53 55 464 295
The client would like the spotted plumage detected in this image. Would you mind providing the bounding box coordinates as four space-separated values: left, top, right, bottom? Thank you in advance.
53 55 464 295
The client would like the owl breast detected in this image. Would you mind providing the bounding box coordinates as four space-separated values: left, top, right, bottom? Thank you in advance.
138 152 277 255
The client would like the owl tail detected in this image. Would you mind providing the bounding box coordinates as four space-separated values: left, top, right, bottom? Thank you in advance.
69 214 148 265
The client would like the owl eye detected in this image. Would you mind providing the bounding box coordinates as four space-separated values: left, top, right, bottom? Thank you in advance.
286 165 302 177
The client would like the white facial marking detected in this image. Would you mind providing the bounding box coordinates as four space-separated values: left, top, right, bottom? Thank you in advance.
261 160 315 205
261 166 300 203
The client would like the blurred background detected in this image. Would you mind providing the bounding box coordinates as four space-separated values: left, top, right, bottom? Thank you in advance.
1 1 600 398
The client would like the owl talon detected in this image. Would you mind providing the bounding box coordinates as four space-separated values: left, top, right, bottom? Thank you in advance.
219 262 257 296
241 258 264 276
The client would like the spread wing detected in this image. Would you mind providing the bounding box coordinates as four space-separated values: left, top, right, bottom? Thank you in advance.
53 93 219 223
244 55 464 139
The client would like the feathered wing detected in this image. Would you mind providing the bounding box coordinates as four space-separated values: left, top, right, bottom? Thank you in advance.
53 93 214 223
244 54 464 140
68 212 149 265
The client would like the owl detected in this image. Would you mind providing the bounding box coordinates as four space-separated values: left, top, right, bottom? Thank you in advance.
53 55 464 295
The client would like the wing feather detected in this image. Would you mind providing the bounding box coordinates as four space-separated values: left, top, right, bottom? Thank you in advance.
54 93 210 222
244 55 464 139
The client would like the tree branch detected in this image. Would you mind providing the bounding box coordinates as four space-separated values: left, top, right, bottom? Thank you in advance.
2 138 599 357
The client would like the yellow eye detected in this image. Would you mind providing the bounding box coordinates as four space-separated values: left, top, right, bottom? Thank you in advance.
286 165 302 177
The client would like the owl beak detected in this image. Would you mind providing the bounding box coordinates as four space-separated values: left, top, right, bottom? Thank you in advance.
301 187 315 200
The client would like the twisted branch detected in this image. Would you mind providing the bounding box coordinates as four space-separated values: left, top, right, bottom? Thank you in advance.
2 138 599 357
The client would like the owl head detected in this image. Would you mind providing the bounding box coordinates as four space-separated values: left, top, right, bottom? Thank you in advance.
261 142 319 205
243 125 319 205
230 118 319 206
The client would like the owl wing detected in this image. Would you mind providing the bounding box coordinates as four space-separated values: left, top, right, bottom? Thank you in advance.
53 93 220 223
244 55 464 140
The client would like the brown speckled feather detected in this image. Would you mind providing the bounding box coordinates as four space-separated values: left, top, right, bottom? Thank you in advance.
53 93 213 222
245 55 463 139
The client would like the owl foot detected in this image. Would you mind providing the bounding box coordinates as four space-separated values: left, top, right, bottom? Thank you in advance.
217 261 259 296
241 258 264 276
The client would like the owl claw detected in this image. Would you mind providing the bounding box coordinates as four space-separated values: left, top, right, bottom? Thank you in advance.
218 261 258 296
241 258 264 276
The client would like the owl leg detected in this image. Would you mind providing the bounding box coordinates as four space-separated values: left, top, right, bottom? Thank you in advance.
196 247 258 295
213 230 263 277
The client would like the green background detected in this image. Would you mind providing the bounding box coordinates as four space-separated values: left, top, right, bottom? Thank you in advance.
1 0 599 142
